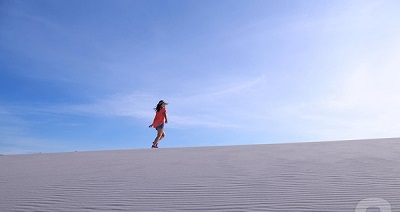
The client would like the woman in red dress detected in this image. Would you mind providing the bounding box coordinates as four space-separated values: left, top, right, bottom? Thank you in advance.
149 100 168 148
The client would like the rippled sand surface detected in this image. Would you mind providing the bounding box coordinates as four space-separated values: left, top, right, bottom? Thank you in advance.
1 138 399 211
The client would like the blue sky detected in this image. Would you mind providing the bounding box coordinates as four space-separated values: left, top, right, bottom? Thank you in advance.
1 0 400 154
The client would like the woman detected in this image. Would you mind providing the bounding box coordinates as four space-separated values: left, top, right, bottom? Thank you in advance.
149 100 168 148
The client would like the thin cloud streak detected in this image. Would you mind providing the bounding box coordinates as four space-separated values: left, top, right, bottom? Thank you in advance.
30 75 268 129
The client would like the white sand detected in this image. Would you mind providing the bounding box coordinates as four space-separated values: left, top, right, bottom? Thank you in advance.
1 138 399 211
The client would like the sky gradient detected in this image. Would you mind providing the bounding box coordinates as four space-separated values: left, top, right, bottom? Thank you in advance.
1 0 400 154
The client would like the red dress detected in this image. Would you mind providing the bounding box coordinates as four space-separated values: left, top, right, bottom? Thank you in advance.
152 107 166 128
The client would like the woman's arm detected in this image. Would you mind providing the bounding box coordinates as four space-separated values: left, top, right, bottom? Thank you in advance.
164 113 168 124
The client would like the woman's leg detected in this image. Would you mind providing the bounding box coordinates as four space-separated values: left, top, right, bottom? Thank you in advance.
153 128 164 147
160 131 166 141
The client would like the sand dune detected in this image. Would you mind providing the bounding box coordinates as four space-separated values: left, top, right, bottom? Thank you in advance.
1 138 399 211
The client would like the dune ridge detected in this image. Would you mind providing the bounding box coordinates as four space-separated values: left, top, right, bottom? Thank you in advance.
1 138 399 211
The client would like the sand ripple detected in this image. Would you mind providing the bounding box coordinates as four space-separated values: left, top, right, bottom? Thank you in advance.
1 138 399 211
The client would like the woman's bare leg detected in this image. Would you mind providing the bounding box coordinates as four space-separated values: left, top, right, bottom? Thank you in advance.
160 132 166 141
153 128 165 147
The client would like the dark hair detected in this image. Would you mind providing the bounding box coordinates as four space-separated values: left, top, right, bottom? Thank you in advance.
154 100 165 112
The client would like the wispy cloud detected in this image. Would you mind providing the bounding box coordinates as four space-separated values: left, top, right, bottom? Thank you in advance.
37 74 267 129
201 74 266 98
60 93 156 119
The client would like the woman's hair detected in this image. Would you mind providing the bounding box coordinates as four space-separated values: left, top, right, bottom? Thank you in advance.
154 100 165 112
